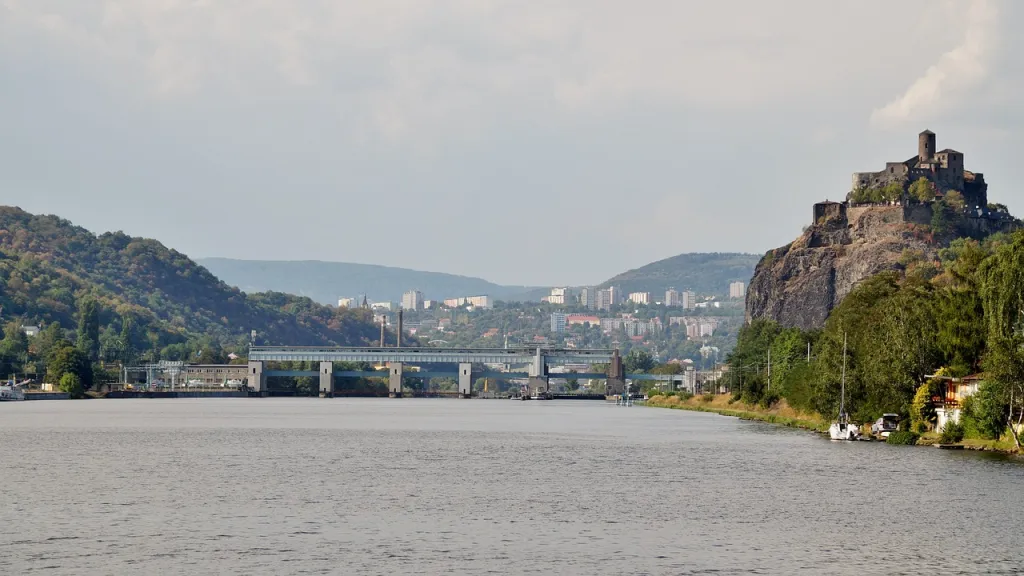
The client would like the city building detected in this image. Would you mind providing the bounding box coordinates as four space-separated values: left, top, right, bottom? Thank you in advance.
596 287 622 311
442 295 491 309
579 287 595 309
665 289 681 307
682 290 696 310
566 314 600 327
371 301 395 311
546 287 574 305
628 292 652 305
550 313 567 333
20 325 39 337
729 281 746 299
423 300 436 310
402 290 424 311
338 297 359 308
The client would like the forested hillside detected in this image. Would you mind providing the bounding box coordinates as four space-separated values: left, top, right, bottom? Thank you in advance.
599 253 759 296
0 206 386 366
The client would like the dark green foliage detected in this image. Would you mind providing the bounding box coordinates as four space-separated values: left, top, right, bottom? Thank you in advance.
47 345 93 391
0 207 388 377
941 419 965 444
850 183 903 204
886 431 920 445
624 349 655 373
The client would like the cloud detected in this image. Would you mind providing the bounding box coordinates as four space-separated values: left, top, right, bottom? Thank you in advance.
4 0 969 142
870 0 1000 129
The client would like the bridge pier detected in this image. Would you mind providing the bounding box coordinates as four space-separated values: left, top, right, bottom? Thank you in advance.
606 349 625 396
319 361 334 397
388 362 403 398
458 363 472 398
247 361 267 397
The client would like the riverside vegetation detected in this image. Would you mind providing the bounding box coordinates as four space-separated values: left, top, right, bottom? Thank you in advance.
658 230 1024 452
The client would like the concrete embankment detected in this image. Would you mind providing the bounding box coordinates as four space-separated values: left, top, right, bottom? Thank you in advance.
24 392 71 400
105 390 248 399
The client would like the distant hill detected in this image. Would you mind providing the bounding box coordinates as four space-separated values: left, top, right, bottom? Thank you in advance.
599 253 760 297
0 207 387 354
197 258 545 305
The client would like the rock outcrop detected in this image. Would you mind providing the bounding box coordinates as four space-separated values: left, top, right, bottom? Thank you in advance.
745 205 939 330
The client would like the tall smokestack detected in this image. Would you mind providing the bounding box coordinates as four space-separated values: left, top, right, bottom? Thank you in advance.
397 309 403 348
380 316 385 347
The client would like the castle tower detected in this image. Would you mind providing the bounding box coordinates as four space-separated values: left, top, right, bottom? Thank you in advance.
918 129 935 162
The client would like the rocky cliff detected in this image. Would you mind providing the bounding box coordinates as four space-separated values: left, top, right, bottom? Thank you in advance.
745 205 939 330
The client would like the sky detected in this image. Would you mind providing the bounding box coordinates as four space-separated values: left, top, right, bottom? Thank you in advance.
1 0 1022 286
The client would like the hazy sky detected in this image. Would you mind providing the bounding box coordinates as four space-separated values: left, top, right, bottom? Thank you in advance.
2 0 1022 286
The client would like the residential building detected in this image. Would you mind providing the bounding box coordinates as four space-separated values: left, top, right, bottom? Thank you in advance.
682 290 696 310
729 281 746 299
20 325 40 337
600 318 625 333
423 300 436 310
467 295 492 309
337 297 359 308
665 289 681 307
371 301 394 311
579 287 595 309
402 290 423 311
566 314 600 327
596 287 622 311
550 313 568 333
628 292 652 305
547 287 573 305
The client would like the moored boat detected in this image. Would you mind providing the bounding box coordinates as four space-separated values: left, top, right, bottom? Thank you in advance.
0 381 26 401
829 334 860 441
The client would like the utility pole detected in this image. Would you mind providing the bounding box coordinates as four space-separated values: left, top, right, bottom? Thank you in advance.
807 341 811 363
767 348 771 392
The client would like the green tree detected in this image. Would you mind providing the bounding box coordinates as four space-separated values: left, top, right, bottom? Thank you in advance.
945 190 966 212
0 321 30 377
47 345 93 391
978 231 1024 450
624 349 655 373
76 297 101 362
909 177 935 203
59 372 84 398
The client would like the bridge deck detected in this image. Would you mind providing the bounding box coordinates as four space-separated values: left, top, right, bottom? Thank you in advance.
248 346 615 365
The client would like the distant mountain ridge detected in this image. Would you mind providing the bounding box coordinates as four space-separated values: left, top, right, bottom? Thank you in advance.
599 253 760 297
197 258 546 305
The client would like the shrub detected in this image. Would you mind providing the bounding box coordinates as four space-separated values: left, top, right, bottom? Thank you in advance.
940 419 965 444
701 393 715 403
59 373 84 398
759 390 781 409
910 383 935 431
678 391 694 402
886 431 920 445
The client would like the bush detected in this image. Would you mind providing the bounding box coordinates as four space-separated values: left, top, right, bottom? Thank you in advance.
886 431 921 445
759 390 781 409
678 391 693 402
940 419 965 444
700 393 715 403
59 373 84 398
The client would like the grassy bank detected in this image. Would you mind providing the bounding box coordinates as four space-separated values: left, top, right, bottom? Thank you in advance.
645 393 828 432
647 393 1021 454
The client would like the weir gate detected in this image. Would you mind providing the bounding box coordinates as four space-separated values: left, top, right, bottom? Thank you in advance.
245 346 644 397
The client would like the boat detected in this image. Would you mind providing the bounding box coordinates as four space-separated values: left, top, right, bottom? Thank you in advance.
871 413 900 438
0 380 26 402
829 334 860 441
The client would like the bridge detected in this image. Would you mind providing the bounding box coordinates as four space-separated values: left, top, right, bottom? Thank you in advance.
246 346 628 398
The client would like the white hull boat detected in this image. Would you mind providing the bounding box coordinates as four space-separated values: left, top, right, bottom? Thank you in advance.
829 334 859 441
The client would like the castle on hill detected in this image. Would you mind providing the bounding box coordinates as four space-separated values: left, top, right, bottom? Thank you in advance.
850 129 987 208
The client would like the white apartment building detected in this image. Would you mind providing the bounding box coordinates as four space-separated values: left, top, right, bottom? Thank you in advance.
628 292 652 305
402 290 423 311
338 297 359 308
682 290 697 310
730 281 746 299
547 287 573 305
665 289 681 307
579 287 595 309
550 313 568 333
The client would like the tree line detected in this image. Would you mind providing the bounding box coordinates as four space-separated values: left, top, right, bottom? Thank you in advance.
730 230 1024 448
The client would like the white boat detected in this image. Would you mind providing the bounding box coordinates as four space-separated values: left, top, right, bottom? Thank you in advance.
0 381 26 401
828 334 860 441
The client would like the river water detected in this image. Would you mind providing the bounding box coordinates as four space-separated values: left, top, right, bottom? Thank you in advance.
1 399 1022 575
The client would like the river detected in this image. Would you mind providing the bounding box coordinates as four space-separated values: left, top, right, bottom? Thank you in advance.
1 399 1022 575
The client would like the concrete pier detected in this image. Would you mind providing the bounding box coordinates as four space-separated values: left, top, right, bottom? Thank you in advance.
319 361 334 397
458 363 472 398
248 361 267 397
388 362 403 398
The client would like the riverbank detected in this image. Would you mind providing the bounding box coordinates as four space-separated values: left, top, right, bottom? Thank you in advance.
645 393 828 432
646 393 1021 454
